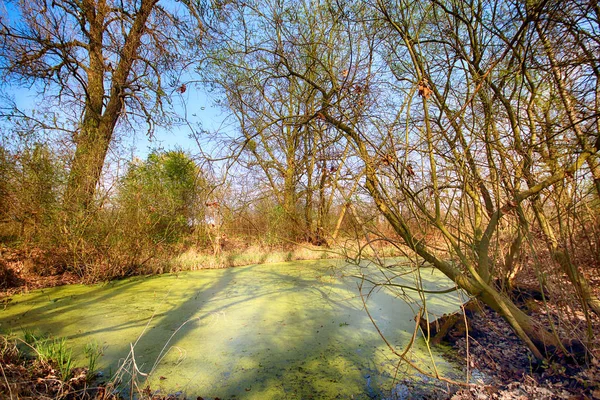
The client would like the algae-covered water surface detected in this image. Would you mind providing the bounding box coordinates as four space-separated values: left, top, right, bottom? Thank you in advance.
0 259 467 398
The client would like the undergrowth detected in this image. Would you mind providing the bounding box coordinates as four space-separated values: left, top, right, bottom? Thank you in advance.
24 330 74 380
0 332 109 399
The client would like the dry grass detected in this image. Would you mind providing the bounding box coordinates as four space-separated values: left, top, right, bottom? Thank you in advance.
167 239 406 272
170 243 341 271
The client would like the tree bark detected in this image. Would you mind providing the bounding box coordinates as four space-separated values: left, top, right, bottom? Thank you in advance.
65 0 158 213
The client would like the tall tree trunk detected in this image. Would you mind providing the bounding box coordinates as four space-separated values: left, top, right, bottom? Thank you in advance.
314 165 328 246
332 202 349 241
64 0 158 213
65 124 112 212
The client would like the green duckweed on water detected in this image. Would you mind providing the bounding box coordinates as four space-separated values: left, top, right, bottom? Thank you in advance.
0 259 468 399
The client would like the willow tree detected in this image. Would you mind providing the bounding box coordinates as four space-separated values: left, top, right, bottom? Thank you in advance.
0 0 206 214
365 0 599 358
199 1 355 244
203 0 599 361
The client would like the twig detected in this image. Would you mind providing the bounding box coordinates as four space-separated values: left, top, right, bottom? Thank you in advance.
358 278 474 388
0 362 13 400
462 302 470 384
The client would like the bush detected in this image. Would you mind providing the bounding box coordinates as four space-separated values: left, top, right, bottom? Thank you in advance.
0 142 64 245
117 150 206 244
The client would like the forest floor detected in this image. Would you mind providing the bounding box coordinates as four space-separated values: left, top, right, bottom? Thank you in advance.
444 302 600 400
1 248 600 399
384 296 600 399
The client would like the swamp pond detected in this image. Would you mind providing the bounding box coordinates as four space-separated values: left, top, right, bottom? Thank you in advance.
0 259 467 399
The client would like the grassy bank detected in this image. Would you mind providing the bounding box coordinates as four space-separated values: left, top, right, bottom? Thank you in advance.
168 240 402 271
0 333 113 399
1 240 404 295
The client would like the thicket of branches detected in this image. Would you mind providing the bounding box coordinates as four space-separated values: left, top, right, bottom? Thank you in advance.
198 0 600 360
0 0 599 367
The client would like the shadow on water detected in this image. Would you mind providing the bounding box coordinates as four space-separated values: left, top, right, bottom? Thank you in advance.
0 259 466 399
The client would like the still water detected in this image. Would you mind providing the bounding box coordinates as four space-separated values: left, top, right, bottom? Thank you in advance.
1 259 467 398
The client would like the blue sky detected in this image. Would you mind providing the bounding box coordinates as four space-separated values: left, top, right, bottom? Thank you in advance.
3 78 227 161
127 87 226 159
